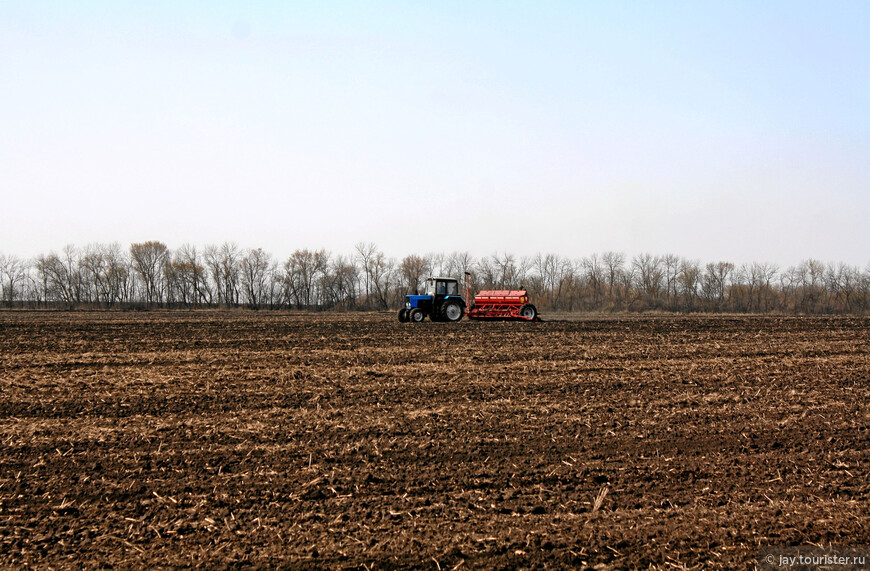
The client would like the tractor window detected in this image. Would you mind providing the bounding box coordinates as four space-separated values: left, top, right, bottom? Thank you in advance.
436 281 447 295
446 281 458 295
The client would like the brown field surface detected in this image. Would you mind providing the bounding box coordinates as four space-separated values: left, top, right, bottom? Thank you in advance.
1 311 869 569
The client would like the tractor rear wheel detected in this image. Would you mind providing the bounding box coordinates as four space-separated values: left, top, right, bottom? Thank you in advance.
441 301 463 322
409 308 425 323
398 308 409 322
519 303 537 320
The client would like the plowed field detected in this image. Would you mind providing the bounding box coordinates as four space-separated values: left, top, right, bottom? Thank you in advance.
1 311 868 569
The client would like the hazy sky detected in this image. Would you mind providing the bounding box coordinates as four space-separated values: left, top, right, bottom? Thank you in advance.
2 1 868 267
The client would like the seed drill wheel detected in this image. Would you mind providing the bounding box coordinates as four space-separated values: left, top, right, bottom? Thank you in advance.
519 303 538 321
441 301 463 322
409 308 425 323
398 308 409 322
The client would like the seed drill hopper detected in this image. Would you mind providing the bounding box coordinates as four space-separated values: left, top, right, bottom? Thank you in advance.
465 288 540 321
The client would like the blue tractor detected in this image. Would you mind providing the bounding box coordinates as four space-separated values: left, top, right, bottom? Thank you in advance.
398 277 466 323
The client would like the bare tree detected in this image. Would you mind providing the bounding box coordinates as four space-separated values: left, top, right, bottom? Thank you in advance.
445 252 475 280
475 256 499 290
353 244 395 310
662 254 681 311
32 255 54 305
172 244 210 306
203 242 241 307
779 266 799 313
0 254 29 307
63 245 84 304
620 263 636 309
483 252 527 289
731 265 750 313
632 253 664 310
130 241 169 305
533 253 573 310
533 253 557 297
34 248 80 307
678 259 701 312
444 251 476 297
859 263 870 312
399 254 431 294
428 252 447 277
284 249 329 309
204 245 223 305
320 255 358 310
220 243 242 306
825 262 861 314
793 259 826 314
738 261 779 313
19 273 40 307
79 243 130 306
495 253 517 288
701 261 734 311
755 262 779 313
354 242 378 308
368 251 395 310
79 244 109 306
601 251 625 309
557 261 584 312
105 243 133 305
239 248 275 308
581 254 605 307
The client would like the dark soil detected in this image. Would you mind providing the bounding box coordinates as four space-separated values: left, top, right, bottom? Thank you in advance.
1 311 868 568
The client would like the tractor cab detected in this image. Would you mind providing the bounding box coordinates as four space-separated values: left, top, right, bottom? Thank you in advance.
399 277 466 323
424 277 460 297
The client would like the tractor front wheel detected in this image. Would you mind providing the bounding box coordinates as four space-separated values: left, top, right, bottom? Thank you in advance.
519 303 538 321
398 308 409 322
409 308 425 323
441 301 464 322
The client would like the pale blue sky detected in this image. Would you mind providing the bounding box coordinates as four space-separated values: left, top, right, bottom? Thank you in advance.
2 1 868 266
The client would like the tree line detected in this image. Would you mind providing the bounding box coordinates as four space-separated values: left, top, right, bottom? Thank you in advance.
1 242 868 314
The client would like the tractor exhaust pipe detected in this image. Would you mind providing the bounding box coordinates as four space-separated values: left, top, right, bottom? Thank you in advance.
464 272 472 311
